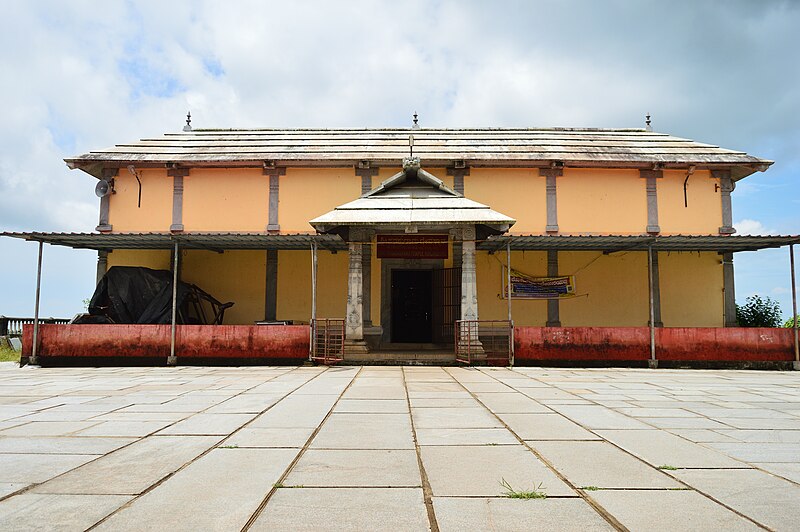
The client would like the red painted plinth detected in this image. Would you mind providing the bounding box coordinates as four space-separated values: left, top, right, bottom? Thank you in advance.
23 324 309 361
514 326 795 363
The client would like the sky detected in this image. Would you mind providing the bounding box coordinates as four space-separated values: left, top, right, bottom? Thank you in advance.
0 0 798 320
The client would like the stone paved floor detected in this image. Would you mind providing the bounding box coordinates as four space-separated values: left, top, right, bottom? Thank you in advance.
0 363 798 531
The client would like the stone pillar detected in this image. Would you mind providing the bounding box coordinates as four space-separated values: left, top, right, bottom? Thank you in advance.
96 251 108 285
345 232 368 352
640 169 662 234
539 167 562 233
96 168 116 232
713 170 736 235
722 252 737 326
264 165 286 233
168 166 189 232
546 250 561 326
461 226 479 321
356 164 379 329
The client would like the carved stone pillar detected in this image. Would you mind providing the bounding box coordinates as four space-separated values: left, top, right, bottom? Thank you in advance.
713 170 736 235
539 167 562 233
640 169 662 234
461 226 479 321
345 231 367 351
447 164 469 195
96 168 116 232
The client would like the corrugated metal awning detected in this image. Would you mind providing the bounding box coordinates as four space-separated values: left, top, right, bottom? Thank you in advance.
3 232 798 253
479 235 800 253
0 232 349 251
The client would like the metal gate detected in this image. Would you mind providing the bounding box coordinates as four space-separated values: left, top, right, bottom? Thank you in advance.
432 267 461 344
310 318 345 365
455 320 513 366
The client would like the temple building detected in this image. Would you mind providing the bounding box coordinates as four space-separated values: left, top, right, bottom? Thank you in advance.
6 122 799 366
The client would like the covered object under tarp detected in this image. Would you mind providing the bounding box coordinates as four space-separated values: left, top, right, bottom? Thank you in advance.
84 266 231 325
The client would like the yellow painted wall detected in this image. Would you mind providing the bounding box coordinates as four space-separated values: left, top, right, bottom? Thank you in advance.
276 250 348 321
558 169 647 234
106 249 171 270
183 168 268 231
477 250 549 325
180 250 266 324
108 169 172 231
657 170 721 234
466 169 546 234
659 251 723 326
559 251 650 326
281 168 361 232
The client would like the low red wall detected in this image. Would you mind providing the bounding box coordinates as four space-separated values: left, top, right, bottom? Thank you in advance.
23 324 309 361
514 326 795 363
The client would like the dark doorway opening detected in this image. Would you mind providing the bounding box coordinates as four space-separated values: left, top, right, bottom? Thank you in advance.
391 269 433 343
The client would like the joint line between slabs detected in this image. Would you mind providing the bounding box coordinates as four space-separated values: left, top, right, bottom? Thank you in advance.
240 366 363 532
83 366 325 531
402 366 441 532
444 367 629 532
504 367 772 531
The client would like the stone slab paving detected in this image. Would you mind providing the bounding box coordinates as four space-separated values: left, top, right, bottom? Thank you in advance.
0 363 798 530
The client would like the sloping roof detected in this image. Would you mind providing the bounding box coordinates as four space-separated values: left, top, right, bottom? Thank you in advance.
65 128 772 180
309 158 516 234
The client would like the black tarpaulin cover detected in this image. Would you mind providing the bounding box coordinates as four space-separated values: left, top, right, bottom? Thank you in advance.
88 266 192 324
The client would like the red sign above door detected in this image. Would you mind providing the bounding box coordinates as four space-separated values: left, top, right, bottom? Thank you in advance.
376 234 449 259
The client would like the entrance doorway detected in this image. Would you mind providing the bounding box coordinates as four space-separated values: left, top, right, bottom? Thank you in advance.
391 269 433 343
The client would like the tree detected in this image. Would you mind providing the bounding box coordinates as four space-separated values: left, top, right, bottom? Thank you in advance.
785 315 799 328
735 295 782 327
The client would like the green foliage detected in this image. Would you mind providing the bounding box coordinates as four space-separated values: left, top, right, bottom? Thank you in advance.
0 345 20 363
500 478 547 499
736 295 783 327
657 465 678 471
785 315 799 328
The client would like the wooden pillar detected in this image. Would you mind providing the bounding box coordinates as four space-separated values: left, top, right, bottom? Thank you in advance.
96 251 108 285
546 250 561 326
722 252 737 327
168 241 179 366
647 245 658 369
265 249 278 321
651 251 663 327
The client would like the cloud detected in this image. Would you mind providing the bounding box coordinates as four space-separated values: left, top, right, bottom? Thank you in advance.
733 219 772 236
1 0 799 317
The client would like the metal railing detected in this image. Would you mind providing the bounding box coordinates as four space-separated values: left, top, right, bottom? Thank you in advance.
0 316 70 337
310 318 345 365
455 320 513 366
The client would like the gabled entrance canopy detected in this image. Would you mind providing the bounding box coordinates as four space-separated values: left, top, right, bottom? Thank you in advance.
309 157 516 240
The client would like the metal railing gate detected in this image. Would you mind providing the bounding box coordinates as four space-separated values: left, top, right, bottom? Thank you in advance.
310 318 345 365
455 320 513 366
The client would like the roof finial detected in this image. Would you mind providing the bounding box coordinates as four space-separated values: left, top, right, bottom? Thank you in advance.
645 113 652 132
412 111 420 130
183 111 192 132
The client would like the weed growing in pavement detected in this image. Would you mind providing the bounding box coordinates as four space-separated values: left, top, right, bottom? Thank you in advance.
500 478 547 499
273 482 303 488
658 465 678 470
218 444 239 449
581 486 601 491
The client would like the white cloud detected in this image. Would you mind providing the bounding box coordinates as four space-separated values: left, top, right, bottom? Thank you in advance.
733 219 772 235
